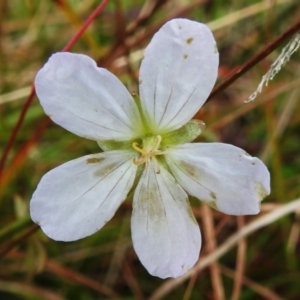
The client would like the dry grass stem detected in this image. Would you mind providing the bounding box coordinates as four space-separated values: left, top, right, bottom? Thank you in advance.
202 204 225 300
150 198 300 299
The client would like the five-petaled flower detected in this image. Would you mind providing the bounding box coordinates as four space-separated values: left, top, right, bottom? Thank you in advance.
30 19 270 279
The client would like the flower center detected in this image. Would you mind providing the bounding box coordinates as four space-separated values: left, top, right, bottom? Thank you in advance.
132 135 165 165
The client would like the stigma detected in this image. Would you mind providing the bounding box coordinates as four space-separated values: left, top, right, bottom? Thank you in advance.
132 135 164 165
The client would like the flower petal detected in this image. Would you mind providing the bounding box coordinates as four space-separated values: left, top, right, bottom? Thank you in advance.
131 158 201 278
30 151 137 241
166 143 270 215
35 52 143 141
139 19 218 133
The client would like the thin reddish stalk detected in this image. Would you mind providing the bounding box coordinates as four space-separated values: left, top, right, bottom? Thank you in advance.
46 260 119 298
0 117 51 190
0 224 39 257
0 0 109 181
0 86 35 184
61 0 109 52
7 251 118 298
207 17 300 102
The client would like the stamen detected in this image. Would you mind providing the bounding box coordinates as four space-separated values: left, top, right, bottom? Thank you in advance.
133 156 147 166
152 135 162 152
132 135 164 166
132 142 144 154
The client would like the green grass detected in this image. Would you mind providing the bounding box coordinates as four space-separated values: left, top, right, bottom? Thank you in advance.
1 0 300 299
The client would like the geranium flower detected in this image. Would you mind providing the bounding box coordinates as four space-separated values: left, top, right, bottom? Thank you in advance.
30 19 270 279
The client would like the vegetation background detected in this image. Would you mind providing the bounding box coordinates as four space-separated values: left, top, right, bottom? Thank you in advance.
0 0 300 299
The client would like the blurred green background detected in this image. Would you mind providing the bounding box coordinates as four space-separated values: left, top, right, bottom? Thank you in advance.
0 0 300 299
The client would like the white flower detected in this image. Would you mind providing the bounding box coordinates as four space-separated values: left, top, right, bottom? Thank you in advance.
30 19 270 279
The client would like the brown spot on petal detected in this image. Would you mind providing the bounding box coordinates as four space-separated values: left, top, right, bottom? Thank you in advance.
93 162 120 178
86 157 105 164
210 192 217 200
186 37 194 44
183 54 188 59
179 160 199 180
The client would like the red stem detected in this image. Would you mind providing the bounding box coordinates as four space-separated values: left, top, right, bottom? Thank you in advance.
0 0 109 181
62 0 110 52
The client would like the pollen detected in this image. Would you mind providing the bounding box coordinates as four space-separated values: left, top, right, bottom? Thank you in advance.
132 135 165 165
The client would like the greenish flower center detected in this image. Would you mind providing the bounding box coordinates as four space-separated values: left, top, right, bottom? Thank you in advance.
132 135 165 165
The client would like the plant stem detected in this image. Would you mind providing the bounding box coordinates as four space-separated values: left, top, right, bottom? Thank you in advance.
207 18 300 102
